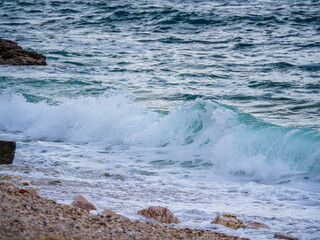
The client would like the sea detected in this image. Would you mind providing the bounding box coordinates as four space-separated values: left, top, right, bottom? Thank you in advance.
0 0 320 239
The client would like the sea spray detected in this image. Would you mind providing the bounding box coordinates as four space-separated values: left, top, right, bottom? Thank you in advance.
1 92 319 182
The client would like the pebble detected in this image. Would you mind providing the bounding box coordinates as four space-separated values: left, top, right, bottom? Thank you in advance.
21 181 30 186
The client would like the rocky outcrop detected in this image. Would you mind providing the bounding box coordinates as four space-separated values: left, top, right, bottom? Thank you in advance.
245 221 270 229
137 206 180 224
0 140 16 164
0 38 46 65
71 194 98 211
274 232 299 240
211 214 245 230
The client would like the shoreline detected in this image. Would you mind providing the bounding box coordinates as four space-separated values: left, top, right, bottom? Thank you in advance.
0 176 248 240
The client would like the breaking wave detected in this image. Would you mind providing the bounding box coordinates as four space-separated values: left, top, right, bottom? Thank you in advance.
0 92 319 181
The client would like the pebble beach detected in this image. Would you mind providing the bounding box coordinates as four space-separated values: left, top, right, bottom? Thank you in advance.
0 176 247 240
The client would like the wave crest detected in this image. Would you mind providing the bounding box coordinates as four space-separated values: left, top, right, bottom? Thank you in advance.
0 92 319 180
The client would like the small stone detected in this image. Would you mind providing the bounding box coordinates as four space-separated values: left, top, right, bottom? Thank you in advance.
246 221 270 229
21 181 30 186
274 232 299 240
137 206 180 224
0 140 16 164
70 194 98 211
211 214 245 230
50 180 62 184
3 175 12 180
19 189 28 194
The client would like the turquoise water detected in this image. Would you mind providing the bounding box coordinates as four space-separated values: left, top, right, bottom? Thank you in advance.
1 1 320 239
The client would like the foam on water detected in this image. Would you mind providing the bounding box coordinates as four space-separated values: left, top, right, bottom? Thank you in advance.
1 91 319 183
1 92 320 239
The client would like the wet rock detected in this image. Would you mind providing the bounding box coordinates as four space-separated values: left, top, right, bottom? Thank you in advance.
0 140 16 164
246 221 270 229
0 180 18 192
21 181 30 186
0 38 46 65
0 175 12 180
102 173 111 177
71 194 98 211
19 189 28 194
137 206 180 224
49 180 62 185
211 214 245 230
274 232 299 240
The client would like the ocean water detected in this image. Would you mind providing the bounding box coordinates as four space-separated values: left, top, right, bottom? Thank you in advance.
0 0 320 239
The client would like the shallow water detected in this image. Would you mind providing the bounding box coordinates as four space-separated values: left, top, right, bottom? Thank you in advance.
1 0 320 239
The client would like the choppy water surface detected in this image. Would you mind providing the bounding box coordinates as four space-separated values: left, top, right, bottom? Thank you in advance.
1 0 320 239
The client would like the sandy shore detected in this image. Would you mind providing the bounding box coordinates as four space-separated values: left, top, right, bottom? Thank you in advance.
0 177 248 240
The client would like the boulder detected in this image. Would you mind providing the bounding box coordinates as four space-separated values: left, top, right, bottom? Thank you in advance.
0 38 46 65
246 221 270 229
274 232 299 240
0 140 16 164
211 214 245 230
137 206 180 224
70 194 98 211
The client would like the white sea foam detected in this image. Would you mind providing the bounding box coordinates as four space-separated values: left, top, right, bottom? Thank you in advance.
0 92 319 181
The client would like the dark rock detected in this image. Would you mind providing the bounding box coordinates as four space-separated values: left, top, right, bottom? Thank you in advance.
0 140 16 164
0 38 46 65
274 232 299 240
